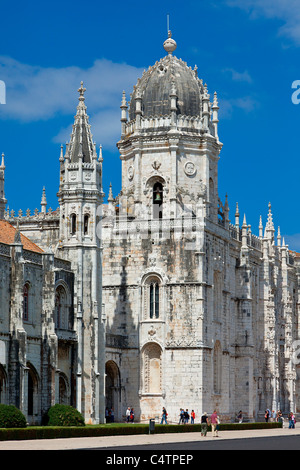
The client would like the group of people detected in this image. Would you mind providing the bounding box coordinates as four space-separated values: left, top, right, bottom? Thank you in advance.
264 408 295 426
125 407 135 423
105 407 115 423
200 411 221 437
178 408 196 424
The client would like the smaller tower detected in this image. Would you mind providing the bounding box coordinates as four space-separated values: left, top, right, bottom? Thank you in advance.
57 82 105 424
0 153 7 219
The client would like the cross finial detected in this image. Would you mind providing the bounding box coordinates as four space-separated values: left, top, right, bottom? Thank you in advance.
78 81 86 101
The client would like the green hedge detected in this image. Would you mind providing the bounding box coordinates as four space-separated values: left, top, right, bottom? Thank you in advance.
0 421 282 441
0 404 27 428
45 404 85 427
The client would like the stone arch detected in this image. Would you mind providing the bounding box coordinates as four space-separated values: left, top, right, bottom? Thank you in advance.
105 360 121 422
144 175 167 218
26 362 40 424
59 372 70 405
141 273 164 321
23 281 31 322
213 340 222 395
0 364 7 404
141 342 162 394
55 280 71 330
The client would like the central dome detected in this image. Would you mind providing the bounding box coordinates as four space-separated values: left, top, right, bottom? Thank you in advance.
129 33 204 121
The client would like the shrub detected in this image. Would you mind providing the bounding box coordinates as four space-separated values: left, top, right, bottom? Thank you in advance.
46 404 85 427
0 404 27 428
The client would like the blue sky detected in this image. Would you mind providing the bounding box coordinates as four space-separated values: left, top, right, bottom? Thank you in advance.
1 0 300 249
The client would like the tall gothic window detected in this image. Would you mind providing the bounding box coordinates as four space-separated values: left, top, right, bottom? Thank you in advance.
149 282 160 319
27 363 39 418
213 341 222 394
0 365 7 404
144 277 160 320
83 214 89 235
55 285 68 329
70 214 76 235
23 283 30 322
213 271 222 321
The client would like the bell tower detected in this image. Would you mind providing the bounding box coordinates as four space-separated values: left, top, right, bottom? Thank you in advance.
57 82 105 424
117 32 223 224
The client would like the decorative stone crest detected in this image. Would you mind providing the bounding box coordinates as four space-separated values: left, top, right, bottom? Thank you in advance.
184 161 196 176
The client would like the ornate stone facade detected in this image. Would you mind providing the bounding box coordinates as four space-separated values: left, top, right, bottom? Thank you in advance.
1 32 300 424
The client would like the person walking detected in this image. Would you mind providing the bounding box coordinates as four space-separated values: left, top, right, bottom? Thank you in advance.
160 407 168 424
237 410 243 423
288 412 295 429
271 410 276 422
264 409 269 422
130 408 134 423
184 409 189 424
201 412 208 436
126 406 131 423
210 410 219 437
178 408 184 424
277 410 283 425
191 410 195 424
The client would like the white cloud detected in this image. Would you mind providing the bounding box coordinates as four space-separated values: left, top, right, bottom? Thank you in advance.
219 95 260 118
225 0 300 45
222 67 253 83
0 56 144 149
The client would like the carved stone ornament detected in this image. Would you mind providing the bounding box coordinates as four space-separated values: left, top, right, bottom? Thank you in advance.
152 160 161 171
127 166 134 180
184 161 196 176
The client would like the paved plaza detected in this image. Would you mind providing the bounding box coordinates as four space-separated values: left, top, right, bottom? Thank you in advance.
0 426 299 450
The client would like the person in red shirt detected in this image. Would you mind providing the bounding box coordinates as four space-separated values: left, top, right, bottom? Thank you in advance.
191 410 195 424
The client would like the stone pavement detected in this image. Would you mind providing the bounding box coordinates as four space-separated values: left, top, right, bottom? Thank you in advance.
0 426 299 450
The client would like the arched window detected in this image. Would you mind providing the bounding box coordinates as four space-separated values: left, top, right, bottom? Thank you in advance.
83 214 89 235
0 365 7 404
149 282 160 319
27 363 39 419
213 271 222 321
213 341 222 394
153 182 163 219
142 343 162 394
59 373 69 405
70 214 76 235
55 285 68 329
23 283 30 322
143 276 161 320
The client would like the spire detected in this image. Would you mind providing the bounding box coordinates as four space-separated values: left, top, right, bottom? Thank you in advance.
59 144 64 163
0 152 7 219
266 202 275 240
277 226 282 246
120 91 128 135
107 183 114 202
259 215 263 239
212 92 219 139
235 202 240 227
98 145 103 162
67 82 98 163
41 187 47 214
